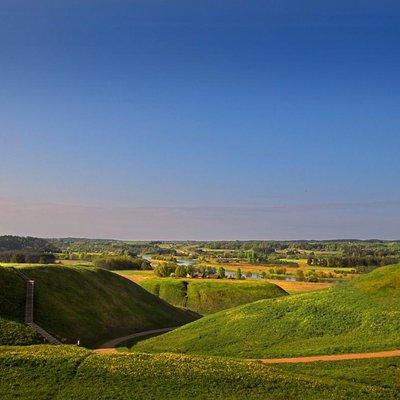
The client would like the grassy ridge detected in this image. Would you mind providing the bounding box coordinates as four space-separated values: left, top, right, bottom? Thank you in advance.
133 264 400 358
0 265 196 347
141 278 288 314
0 345 399 399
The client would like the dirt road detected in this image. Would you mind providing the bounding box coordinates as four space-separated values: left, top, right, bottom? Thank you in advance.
259 349 400 364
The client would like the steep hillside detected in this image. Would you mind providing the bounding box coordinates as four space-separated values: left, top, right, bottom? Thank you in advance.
0 268 42 345
133 264 400 358
141 278 287 314
0 265 196 347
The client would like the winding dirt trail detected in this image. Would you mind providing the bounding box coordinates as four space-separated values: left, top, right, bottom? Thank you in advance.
95 327 176 353
259 349 400 364
95 329 400 363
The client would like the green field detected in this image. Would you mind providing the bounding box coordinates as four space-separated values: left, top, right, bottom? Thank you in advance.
133 264 400 358
140 278 288 314
0 345 399 399
0 265 196 347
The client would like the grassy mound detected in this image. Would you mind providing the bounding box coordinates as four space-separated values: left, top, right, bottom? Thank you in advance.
141 278 288 314
0 345 399 399
0 268 42 345
133 264 400 358
0 265 196 347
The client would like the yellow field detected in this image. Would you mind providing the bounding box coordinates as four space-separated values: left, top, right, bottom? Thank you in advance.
267 279 333 293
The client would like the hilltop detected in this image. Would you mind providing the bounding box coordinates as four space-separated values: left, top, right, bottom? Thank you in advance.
140 278 287 314
133 264 400 358
0 265 196 347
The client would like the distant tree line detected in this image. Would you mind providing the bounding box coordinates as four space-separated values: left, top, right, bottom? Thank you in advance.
93 256 152 271
0 235 58 253
307 255 398 270
154 262 230 279
0 251 56 264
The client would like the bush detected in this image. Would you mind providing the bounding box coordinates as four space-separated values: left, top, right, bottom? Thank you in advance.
10 253 26 263
93 256 150 271
154 262 177 277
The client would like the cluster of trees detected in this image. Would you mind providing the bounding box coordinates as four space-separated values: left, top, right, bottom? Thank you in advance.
93 256 151 271
0 251 55 264
0 235 58 253
49 238 179 257
307 255 398 270
151 255 178 262
257 268 334 282
154 263 229 279
198 240 400 261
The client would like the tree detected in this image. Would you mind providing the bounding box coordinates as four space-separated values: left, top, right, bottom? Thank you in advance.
175 265 187 278
260 271 267 279
154 262 177 277
217 267 226 279
236 268 242 280
10 253 25 263
39 254 56 264
296 269 305 280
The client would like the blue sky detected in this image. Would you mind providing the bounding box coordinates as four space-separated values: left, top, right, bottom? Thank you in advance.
1 1 400 239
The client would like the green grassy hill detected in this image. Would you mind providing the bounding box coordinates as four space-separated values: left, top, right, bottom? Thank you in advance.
133 264 400 358
0 345 399 400
0 265 196 347
141 278 288 314
0 268 42 345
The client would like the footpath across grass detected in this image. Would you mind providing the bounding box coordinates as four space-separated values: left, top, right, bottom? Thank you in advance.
0 345 399 400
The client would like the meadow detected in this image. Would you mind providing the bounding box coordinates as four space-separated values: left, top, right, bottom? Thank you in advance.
1 345 399 400
133 264 400 358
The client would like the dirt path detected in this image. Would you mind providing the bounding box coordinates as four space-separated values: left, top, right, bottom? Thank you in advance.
259 349 400 364
95 326 400 363
96 332 400 363
95 327 176 353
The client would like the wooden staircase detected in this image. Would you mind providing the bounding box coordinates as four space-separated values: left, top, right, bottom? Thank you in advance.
11 267 61 345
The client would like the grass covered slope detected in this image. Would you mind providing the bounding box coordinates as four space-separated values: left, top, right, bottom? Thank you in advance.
0 268 42 345
141 278 287 314
0 265 196 347
1 345 399 400
134 264 400 358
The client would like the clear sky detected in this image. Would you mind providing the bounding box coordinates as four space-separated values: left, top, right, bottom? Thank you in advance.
1 1 400 239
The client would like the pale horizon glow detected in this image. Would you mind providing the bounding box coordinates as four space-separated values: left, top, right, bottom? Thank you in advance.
1 1 400 239
1 197 400 241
